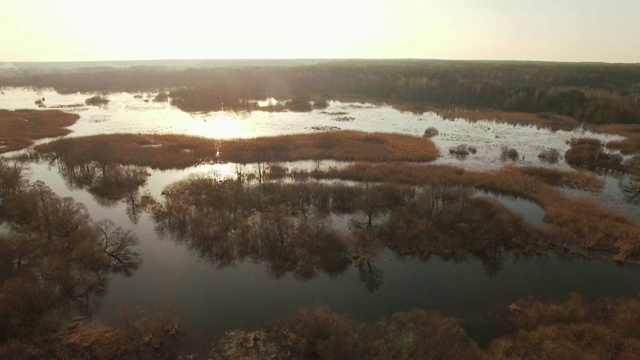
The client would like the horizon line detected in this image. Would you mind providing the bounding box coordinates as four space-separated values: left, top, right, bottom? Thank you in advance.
2 58 639 65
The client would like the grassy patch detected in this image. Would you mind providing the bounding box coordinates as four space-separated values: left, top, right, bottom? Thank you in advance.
35 134 219 169
438 108 579 129
35 131 438 169
596 123 640 154
222 131 437 163
0 109 79 153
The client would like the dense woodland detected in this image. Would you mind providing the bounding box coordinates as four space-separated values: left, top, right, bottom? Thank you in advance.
2 60 640 124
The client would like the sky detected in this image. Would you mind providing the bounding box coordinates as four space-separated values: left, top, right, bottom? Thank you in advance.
1 0 639 63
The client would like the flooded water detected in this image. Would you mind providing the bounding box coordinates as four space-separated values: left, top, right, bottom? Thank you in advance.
0 87 624 170
3 87 639 351
475 190 546 224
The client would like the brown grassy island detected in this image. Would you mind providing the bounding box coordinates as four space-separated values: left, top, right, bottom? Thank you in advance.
0 109 79 153
34 131 439 169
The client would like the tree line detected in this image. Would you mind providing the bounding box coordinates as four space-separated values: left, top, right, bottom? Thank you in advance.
2 60 640 124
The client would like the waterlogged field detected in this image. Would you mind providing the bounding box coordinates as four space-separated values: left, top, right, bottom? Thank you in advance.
2 86 640 357
0 87 625 169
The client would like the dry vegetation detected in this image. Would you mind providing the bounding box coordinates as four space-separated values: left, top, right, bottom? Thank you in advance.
210 305 483 359
474 168 638 260
564 138 639 176
0 109 79 153
317 162 603 192
35 131 438 169
438 108 579 129
35 134 219 169
0 159 176 359
311 162 640 261
491 295 640 360
208 296 640 360
220 131 438 163
596 123 640 154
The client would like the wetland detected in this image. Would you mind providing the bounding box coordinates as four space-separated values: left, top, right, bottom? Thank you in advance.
1 60 640 359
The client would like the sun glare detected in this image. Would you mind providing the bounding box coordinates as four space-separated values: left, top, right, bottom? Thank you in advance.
1 0 638 62
23 0 389 60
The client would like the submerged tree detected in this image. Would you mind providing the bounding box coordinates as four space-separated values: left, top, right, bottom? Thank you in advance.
0 159 143 356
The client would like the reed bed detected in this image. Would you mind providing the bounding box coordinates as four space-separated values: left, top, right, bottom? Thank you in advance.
219 131 438 163
517 166 604 191
0 109 79 153
35 134 219 169
35 131 438 169
462 167 637 258
596 123 640 154
438 108 578 129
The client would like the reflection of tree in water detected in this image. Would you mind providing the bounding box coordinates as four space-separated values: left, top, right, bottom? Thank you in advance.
45 157 149 210
381 187 556 278
620 176 640 204
153 177 352 279
0 160 142 353
357 261 384 293
352 232 385 292
124 191 155 224
152 175 561 290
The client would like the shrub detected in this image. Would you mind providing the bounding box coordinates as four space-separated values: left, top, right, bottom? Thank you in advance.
313 98 329 109
538 148 561 163
367 309 481 359
285 306 359 359
153 92 169 102
287 96 313 112
423 126 439 138
565 138 627 170
449 144 470 156
501 146 519 161
85 95 109 106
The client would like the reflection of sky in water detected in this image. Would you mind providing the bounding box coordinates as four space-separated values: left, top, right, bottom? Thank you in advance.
3 87 639 349
1 87 625 172
475 190 545 224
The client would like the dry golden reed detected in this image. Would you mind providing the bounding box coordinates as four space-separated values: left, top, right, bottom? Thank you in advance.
35 131 438 169
0 109 79 153
596 123 640 154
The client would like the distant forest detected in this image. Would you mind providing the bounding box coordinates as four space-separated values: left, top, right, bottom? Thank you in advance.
2 60 640 124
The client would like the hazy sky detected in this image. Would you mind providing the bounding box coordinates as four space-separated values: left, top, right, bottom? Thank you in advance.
1 0 639 62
